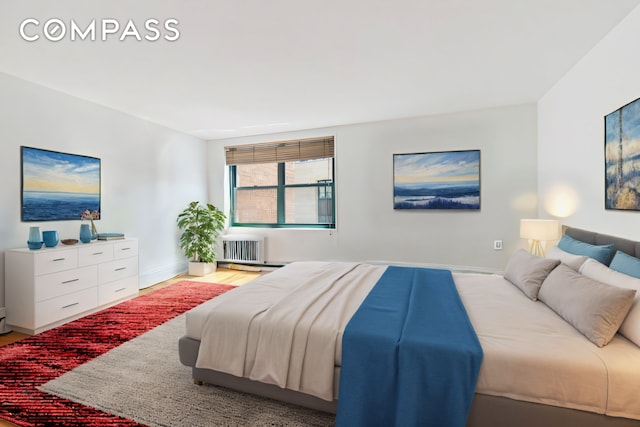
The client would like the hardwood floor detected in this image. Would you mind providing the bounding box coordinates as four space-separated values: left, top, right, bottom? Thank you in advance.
0 268 262 427
0 330 28 347
139 267 262 294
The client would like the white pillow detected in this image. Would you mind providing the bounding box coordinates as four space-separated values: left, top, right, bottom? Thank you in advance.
580 258 640 348
546 245 589 271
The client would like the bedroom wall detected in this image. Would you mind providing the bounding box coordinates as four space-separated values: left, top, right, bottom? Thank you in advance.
0 72 207 307
208 103 538 272
538 5 640 241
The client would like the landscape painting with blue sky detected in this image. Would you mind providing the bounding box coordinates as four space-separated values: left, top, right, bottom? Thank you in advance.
393 150 480 210
21 146 100 221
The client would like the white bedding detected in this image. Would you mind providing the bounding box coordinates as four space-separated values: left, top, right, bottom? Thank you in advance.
186 262 640 420
454 272 640 419
191 261 385 401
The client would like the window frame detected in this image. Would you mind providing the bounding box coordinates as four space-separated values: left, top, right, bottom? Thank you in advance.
229 159 335 229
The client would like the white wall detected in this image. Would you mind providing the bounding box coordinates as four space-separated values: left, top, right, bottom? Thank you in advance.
538 5 640 240
209 103 538 272
0 73 207 307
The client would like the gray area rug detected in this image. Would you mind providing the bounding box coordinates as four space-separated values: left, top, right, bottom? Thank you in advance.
39 314 335 426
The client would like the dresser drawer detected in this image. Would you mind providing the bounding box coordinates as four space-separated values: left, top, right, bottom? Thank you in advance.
99 257 138 284
35 265 98 302
35 287 98 327
79 244 114 266
33 249 78 276
114 240 138 260
98 276 139 306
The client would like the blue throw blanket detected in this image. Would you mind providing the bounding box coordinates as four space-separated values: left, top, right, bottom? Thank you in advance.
336 266 483 427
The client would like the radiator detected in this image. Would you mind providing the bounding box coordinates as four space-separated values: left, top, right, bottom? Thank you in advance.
222 234 265 264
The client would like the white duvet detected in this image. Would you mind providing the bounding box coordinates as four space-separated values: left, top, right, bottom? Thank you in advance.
187 262 640 420
192 262 385 401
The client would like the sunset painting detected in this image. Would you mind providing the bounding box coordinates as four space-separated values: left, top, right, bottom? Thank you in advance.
393 150 480 210
605 97 640 211
21 146 101 221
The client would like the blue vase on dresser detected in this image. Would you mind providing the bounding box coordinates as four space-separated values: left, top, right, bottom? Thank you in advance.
27 226 43 250
79 223 92 243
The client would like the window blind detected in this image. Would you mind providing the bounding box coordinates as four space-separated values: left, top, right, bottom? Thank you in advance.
225 136 334 165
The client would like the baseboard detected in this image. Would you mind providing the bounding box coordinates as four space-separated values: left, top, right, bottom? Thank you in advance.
217 262 281 272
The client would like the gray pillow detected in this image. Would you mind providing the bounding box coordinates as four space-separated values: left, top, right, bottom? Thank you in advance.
504 249 560 300
538 264 637 347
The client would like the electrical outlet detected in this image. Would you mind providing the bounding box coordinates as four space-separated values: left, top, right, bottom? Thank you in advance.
493 240 503 250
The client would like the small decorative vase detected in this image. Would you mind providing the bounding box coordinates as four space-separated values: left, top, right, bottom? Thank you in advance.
90 219 98 240
43 230 59 247
28 226 41 243
79 223 92 243
27 226 43 249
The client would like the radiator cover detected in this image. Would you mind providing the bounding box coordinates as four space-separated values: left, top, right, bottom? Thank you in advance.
221 235 265 264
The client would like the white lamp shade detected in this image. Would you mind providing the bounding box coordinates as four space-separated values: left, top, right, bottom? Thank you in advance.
520 219 560 241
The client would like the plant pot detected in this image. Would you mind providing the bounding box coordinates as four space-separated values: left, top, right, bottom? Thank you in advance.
188 261 217 276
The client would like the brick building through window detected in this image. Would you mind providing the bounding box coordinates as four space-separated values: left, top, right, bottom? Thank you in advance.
226 137 335 228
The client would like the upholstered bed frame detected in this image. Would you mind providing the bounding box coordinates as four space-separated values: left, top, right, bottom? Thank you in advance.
178 226 640 427
563 226 640 258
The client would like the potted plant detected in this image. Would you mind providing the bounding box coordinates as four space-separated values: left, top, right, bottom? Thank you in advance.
177 201 226 276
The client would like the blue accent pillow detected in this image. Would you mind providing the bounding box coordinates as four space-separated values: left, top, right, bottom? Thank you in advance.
557 234 615 265
609 251 640 278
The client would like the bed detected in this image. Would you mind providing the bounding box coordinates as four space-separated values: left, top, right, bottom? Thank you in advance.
179 227 640 426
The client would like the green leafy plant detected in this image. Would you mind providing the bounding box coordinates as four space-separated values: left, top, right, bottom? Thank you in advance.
177 201 226 263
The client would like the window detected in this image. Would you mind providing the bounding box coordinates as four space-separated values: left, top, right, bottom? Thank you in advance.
226 137 335 228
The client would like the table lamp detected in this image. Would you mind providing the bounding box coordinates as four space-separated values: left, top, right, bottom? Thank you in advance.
520 219 560 257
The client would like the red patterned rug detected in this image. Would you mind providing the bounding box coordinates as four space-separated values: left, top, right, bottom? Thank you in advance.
0 281 234 427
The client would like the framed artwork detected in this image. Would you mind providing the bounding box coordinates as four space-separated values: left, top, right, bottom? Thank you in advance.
605 96 640 211
21 146 101 221
393 149 480 210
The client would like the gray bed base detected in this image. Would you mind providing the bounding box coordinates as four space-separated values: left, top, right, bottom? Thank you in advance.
179 336 337 414
178 336 640 427
179 226 640 426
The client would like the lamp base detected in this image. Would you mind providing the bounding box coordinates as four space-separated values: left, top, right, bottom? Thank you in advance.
528 240 546 257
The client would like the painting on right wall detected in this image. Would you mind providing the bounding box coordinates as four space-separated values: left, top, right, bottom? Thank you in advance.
605 96 640 211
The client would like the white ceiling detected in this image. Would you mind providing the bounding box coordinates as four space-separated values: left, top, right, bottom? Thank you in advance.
1 0 639 141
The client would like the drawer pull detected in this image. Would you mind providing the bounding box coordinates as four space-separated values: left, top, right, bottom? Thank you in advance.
61 278 80 284
120 247 131 251
52 258 66 262
93 252 104 255
62 302 79 309
114 287 127 293
115 267 127 272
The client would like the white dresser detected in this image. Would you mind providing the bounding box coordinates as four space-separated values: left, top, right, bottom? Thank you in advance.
5 238 139 334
